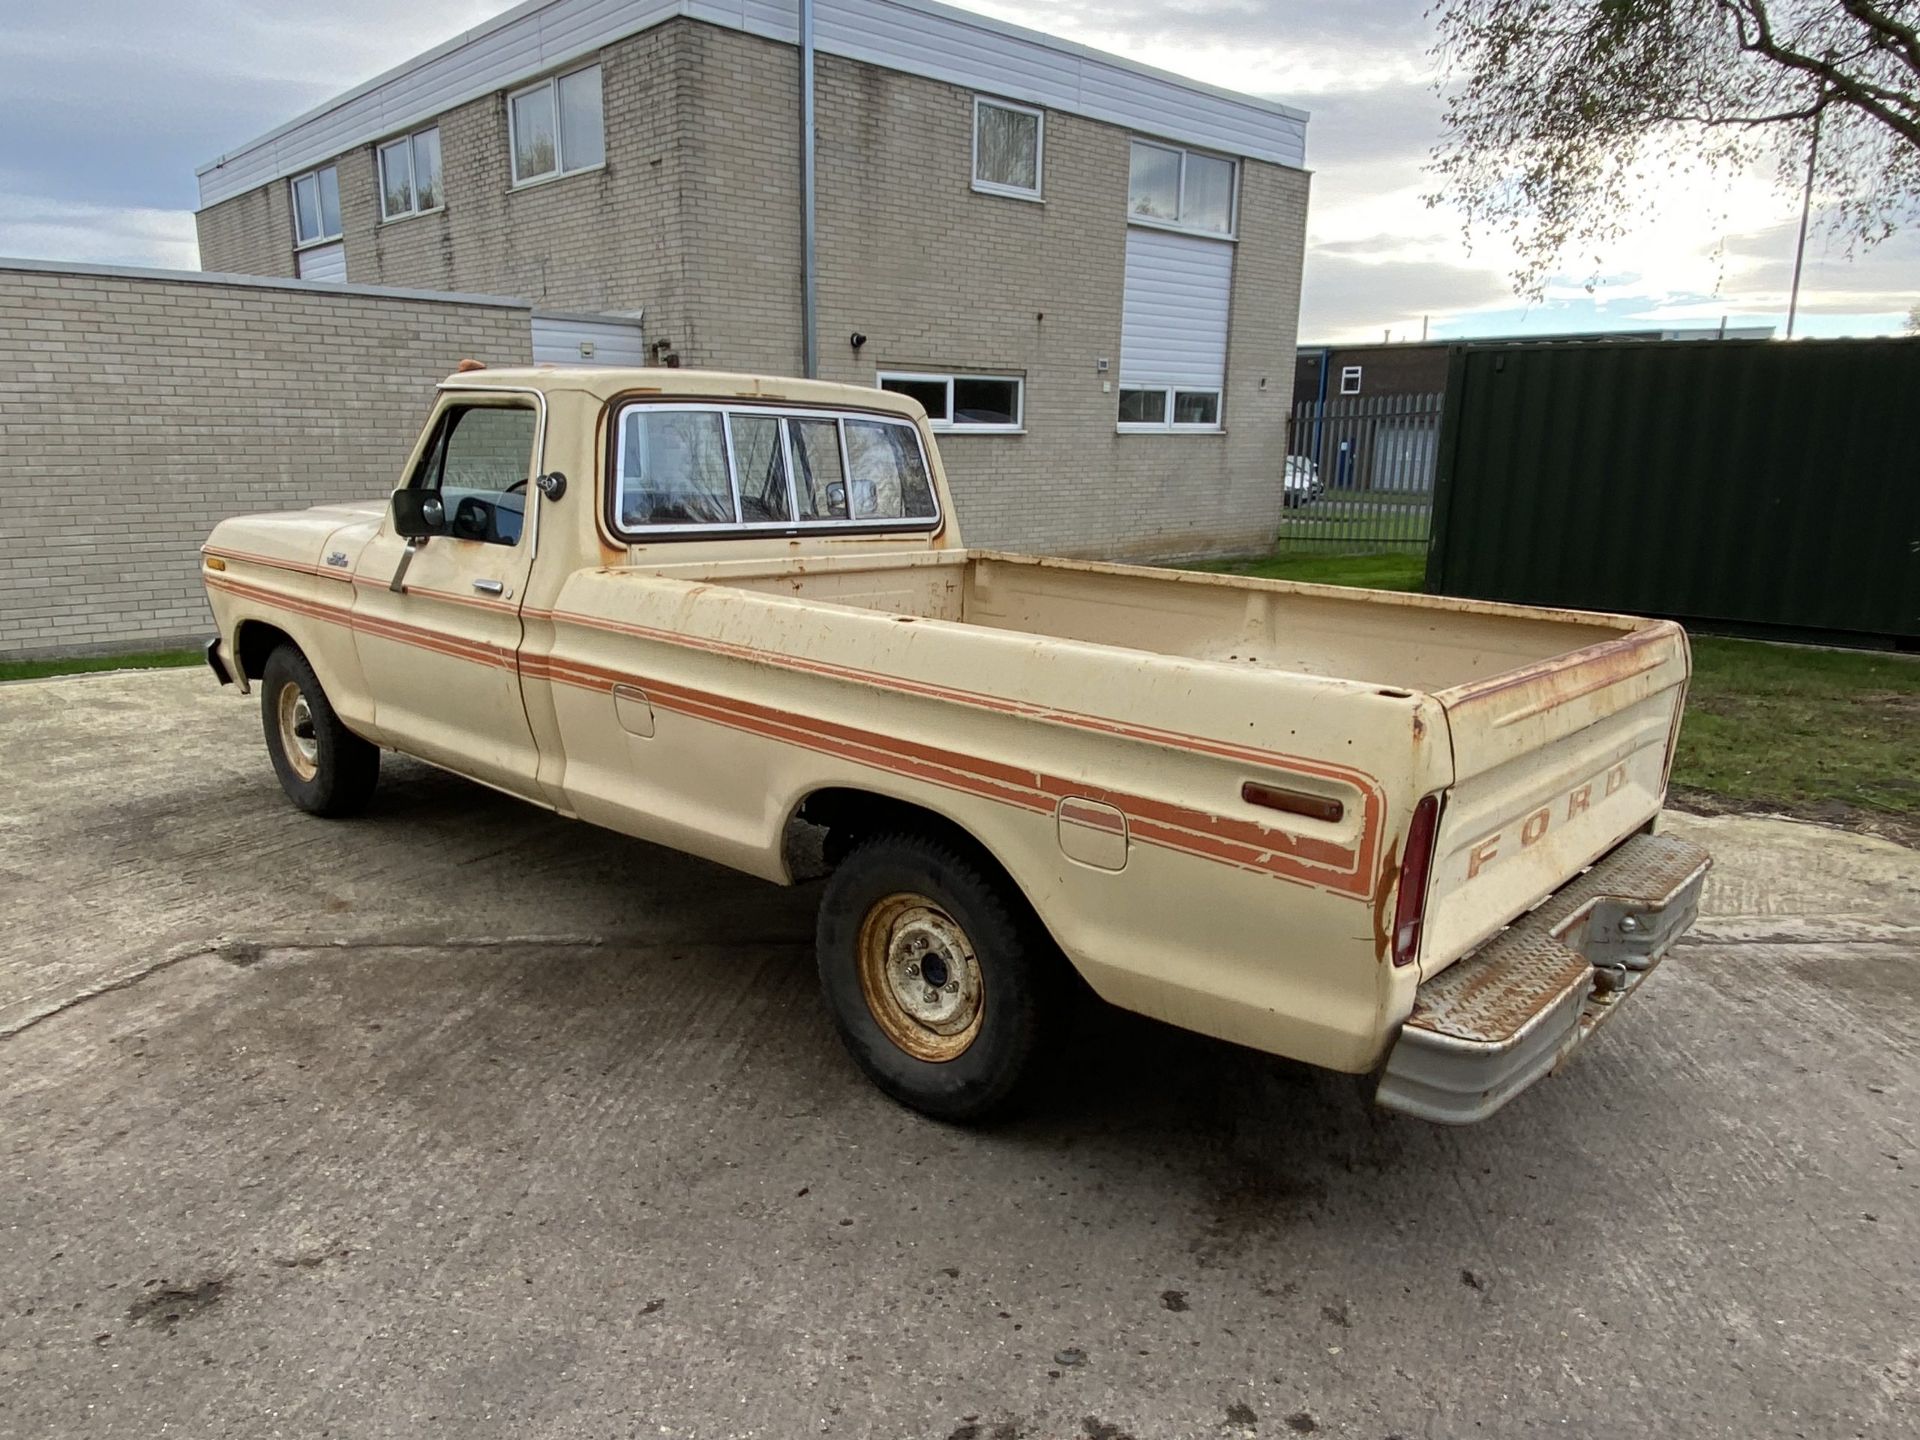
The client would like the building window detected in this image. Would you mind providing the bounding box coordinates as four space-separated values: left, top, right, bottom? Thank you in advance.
1128 140 1236 236
1117 385 1222 432
509 64 605 186
378 127 443 221
878 372 1024 432
973 97 1042 200
1340 365 1363 395
290 166 342 247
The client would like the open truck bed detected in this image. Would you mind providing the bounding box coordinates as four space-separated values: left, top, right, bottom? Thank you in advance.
648 545 1695 985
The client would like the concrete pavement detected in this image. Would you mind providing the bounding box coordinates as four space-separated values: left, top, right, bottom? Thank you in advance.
1 668 1915 1438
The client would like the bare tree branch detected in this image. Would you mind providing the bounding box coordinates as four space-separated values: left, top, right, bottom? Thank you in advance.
1429 0 1920 295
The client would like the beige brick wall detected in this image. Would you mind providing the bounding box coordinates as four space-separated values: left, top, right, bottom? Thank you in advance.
194 16 1308 558
194 184 297 280
0 263 533 660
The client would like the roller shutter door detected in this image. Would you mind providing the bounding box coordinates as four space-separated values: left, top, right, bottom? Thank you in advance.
532 313 647 367
295 243 346 283
1118 228 1233 388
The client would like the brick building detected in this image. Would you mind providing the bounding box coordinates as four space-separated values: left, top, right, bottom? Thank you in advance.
194 0 1312 559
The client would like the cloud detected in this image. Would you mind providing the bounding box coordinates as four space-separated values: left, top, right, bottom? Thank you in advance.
0 0 512 210
0 0 1908 343
0 193 198 270
959 0 1434 93
1300 252 1513 340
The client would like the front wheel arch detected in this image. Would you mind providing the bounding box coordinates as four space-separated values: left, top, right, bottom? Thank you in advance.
235 620 295 681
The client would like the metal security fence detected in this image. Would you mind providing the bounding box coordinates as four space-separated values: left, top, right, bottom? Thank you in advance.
1426 338 1920 647
1277 393 1441 552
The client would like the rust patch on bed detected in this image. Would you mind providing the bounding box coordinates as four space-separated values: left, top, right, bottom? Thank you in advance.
1371 837 1400 962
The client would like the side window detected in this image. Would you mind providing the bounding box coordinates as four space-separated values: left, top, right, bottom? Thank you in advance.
789 418 848 521
412 405 536 546
729 414 792 523
845 420 934 520
616 409 734 527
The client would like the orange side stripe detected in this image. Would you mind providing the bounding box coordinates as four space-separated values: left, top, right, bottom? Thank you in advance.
211 572 1378 896
528 651 1370 892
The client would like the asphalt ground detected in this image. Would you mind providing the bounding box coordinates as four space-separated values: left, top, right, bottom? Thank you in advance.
2 668 1914 1439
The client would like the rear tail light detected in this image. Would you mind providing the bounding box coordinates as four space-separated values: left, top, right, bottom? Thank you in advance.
1392 793 1443 967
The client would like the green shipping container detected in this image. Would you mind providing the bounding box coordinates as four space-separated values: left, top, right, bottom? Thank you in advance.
1425 338 1920 648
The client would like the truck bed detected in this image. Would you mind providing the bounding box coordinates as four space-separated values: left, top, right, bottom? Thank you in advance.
656 547 1647 692
642 545 1689 984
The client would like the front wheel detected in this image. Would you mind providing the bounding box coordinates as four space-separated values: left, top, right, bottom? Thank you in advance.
816 831 1062 1122
260 644 379 817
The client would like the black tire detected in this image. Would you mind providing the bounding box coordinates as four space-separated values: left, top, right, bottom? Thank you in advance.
816 830 1062 1123
260 644 379 817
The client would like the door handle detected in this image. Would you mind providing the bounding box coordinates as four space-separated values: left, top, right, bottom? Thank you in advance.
472 579 505 596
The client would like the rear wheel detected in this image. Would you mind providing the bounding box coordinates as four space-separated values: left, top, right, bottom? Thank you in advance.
817 831 1061 1122
260 644 379 817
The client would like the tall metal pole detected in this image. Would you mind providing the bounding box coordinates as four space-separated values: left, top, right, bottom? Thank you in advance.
1786 82 1826 339
799 0 819 377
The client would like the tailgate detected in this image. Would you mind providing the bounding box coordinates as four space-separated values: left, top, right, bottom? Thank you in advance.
1420 622 1690 979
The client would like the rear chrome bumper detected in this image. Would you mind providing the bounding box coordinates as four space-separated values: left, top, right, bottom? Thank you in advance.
1376 831 1711 1125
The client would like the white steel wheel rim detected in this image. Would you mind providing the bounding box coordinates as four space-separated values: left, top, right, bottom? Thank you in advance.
276 681 320 782
855 892 985 1063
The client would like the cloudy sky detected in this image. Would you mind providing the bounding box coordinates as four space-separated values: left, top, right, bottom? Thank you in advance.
3 0 1913 341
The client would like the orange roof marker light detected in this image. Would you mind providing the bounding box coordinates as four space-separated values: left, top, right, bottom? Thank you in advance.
455 358 488 373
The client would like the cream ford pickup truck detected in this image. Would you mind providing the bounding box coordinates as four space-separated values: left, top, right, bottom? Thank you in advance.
201 367 1709 1124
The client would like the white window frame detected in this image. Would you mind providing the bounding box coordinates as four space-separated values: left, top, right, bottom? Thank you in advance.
609 401 943 540
289 166 342 249
876 371 1024 434
1116 385 1224 434
1340 365 1363 395
508 63 604 188
971 97 1044 202
1126 140 1238 239
378 127 443 223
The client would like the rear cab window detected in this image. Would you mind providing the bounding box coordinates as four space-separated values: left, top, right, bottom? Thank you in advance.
609 401 938 539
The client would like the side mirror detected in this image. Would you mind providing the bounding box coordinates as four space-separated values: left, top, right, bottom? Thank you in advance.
391 488 445 539
825 481 848 517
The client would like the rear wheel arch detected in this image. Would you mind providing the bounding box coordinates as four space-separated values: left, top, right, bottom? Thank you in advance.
795 787 1018 888
791 783 1074 961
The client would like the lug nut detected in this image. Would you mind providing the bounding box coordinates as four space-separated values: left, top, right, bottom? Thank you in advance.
944 980 959 994
924 988 940 1004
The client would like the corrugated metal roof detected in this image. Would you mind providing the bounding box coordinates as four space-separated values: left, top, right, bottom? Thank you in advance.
196 0 1309 209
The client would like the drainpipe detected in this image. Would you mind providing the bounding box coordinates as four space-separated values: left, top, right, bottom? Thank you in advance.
799 0 819 378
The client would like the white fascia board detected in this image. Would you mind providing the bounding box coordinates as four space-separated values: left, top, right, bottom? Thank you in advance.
197 0 1309 211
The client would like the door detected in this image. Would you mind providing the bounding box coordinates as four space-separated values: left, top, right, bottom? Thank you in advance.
296 242 346 282
531 313 645 366
353 395 542 796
